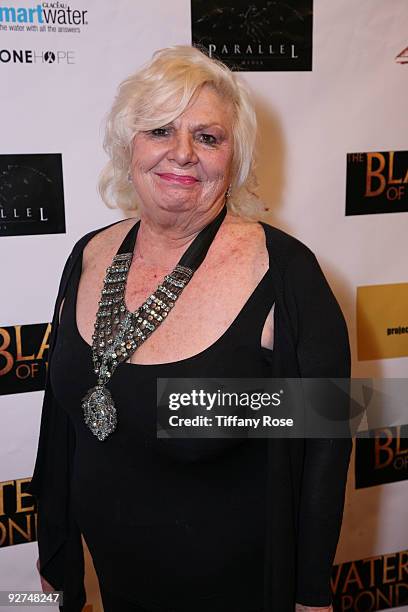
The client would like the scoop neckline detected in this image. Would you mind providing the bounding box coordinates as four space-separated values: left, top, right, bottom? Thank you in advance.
72 263 271 368
68 221 274 368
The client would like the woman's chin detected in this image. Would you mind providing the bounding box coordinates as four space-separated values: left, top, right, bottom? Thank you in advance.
154 197 200 215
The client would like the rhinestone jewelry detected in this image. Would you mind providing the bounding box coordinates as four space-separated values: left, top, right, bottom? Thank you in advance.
82 255 193 441
81 204 227 441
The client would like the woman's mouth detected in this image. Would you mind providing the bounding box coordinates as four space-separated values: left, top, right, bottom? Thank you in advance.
156 173 199 185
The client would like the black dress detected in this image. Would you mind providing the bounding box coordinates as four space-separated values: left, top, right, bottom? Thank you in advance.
50 243 277 612
29 218 352 612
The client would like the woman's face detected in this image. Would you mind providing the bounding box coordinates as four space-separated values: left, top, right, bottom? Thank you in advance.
130 85 234 220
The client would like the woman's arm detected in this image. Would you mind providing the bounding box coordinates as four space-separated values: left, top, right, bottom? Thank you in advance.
284 248 352 608
28 244 86 608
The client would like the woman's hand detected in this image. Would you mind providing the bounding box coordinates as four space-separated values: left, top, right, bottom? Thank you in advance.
295 605 333 612
36 558 55 593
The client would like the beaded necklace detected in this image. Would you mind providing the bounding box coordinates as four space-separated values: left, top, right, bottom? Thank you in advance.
81 204 227 441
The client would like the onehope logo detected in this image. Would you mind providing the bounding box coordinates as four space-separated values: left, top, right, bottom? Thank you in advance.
0 2 88 34
0 48 75 64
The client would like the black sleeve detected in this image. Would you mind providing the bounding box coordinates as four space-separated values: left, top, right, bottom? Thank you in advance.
284 248 353 607
28 219 126 611
29 248 74 496
28 246 86 612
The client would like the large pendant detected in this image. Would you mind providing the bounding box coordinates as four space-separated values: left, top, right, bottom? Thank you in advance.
81 385 117 441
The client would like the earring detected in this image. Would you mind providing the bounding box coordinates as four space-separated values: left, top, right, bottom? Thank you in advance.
225 184 232 200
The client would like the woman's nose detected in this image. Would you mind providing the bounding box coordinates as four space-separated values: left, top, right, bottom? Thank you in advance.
168 133 198 165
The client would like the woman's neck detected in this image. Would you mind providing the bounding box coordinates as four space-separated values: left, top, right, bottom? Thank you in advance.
134 204 227 268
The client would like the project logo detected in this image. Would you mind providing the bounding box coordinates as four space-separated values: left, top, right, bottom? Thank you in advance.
356 283 408 361
346 150 408 215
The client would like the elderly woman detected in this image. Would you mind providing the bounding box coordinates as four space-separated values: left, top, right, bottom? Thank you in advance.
29 46 352 612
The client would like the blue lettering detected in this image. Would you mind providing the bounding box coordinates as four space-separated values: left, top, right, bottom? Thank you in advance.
36 4 43 23
17 8 28 22
0 7 16 22
0 5 43 23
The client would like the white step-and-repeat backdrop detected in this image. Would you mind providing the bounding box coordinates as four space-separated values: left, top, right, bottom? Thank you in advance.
1 1 407 610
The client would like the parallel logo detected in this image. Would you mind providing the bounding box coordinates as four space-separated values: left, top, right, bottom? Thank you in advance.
191 0 313 71
0 48 75 64
357 283 408 360
0 2 88 34
0 153 65 237
331 549 408 610
346 150 408 216
0 478 37 547
0 323 50 395
355 425 408 488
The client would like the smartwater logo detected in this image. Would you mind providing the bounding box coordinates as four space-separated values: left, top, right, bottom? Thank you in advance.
0 3 88 33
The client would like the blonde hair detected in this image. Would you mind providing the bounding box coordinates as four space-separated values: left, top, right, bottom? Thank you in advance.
98 45 259 216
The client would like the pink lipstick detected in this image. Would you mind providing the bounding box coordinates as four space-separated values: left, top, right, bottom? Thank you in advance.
156 173 198 185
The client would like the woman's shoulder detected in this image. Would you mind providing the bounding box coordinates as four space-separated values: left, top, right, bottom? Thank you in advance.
70 214 317 277
221 212 318 277
70 217 137 268
259 220 315 266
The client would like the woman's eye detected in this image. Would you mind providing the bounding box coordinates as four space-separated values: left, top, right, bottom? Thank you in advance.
199 133 217 146
150 128 170 138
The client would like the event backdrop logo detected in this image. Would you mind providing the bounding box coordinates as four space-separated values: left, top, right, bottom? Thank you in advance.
395 46 408 65
355 425 408 488
0 3 88 34
0 323 50 395
0 49 75 64
346 151 408 216
331 549 408 610
191 0 313 71
357 283 408 360
0 153 65 236
0 478 37 547
0 476 94 612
